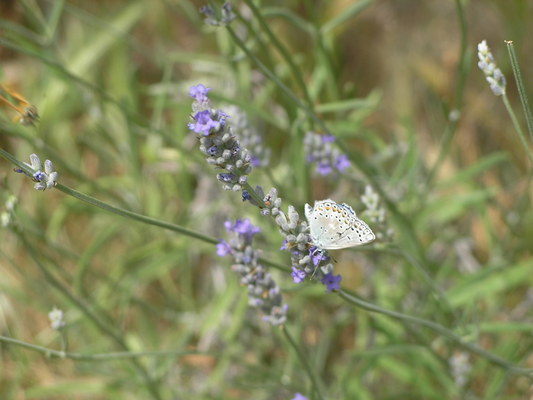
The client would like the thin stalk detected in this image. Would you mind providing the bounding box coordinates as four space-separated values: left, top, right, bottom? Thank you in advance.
225 25 327 133
0 148 290 272
242 181 265 207
0 335 202 361
427 0 469 184
281 325 325 400
20 234 163 400
502 94 533 166
339 289 533 375
505 40 533 142
56 183 218 244
242 0 314 110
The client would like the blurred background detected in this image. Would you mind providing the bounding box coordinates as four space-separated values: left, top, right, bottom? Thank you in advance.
1 0 532 399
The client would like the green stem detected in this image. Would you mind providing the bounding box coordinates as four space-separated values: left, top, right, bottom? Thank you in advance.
242 181 265 207
0 335 201 361
20 234 163 400
242 0 314 110
338 289 533 375
225 25 327 133
426 0 468 185
502 94 533 166
505 40 533 143
55 183 218 244
0 148 290 272
281 325 326 400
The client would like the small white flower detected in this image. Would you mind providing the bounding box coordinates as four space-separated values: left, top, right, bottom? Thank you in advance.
5 195 17 212
448 109 461 122
1 212 11 228
449 351 471 387
28 153 42 170
48 307 65 330
477 40 506 96
361 185 380 210
15 154 58 191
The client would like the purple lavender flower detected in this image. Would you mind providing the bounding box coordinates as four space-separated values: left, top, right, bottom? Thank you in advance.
250 156 260 167
224 105 270 168
321 134 335 143
218 219 287 325
316 161 332 176
334 154 350 172
189 84 211 103
207 145 219 156
188 85 254 192
303 131 351 176
291 267 307 284
188 110 221 136
291 394 308 400
321 273 342 292
33 170 46 182
217 173 237 184
232 219 260 237
309 247 328 266
216 240 232 256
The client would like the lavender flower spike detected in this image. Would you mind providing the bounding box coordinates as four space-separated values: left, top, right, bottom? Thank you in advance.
224 105 270 167
477 40 506 96
199 2 235 26
217 218 287 325
14 154 58 191
188 85 253 192
303 132 350 176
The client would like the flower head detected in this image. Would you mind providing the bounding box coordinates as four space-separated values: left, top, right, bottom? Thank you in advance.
218 219 287 325
309 247 328 266
477 40 506 96
291 266 307 283
224 105 270 168
291 393 308 400
449 351 471 387
360 184 391 240
233 219 260 235
1 194 17 228
189 84 211 104
321 273 342 292
316 161 332 176
188 85 254 193
48 307 65 330
216 240 232 256
303 132 351 176
334 154 350 172
188 109 223 136
15 154 58 191
199 2 235 26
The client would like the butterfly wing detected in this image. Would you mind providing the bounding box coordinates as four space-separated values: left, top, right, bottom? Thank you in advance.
305 200 375 250
328 217 375 249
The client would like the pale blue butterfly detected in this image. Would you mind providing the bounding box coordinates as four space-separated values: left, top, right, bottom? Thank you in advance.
304 199 375 250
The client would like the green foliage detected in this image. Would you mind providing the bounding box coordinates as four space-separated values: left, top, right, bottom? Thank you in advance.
1 0 533 399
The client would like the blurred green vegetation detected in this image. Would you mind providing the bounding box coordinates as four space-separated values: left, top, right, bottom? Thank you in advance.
1 0 533 399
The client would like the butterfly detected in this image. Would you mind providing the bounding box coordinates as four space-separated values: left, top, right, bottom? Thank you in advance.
304 199 375 250
0 84 39 126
